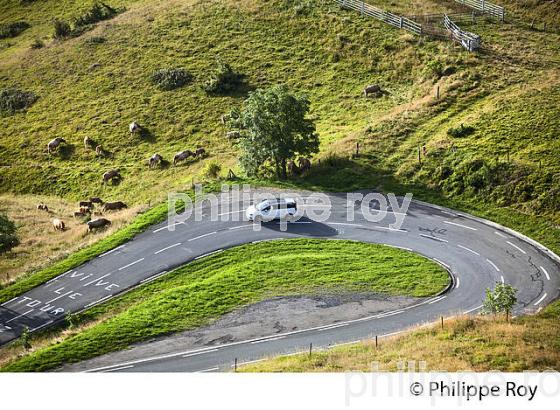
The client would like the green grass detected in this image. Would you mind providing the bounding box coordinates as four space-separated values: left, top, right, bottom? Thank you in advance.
240 300 560 372
0 238 448 372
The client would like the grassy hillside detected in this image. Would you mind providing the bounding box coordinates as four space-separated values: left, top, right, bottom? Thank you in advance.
0 1 559 307
0 239 448 371
241 300 560 372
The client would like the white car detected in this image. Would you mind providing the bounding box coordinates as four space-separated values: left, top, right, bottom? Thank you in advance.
245 198 298 222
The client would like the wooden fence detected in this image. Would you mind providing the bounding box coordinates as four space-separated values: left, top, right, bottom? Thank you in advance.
334 0 423 35
454 0 505 21
443 14 481 51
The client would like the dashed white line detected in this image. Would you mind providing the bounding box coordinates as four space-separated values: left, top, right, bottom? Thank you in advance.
228 225 251 230
506 241 527 255
419 234 448 243
82 273 112 287
45 290 73 304
443 220 477 231
486 258 500 272
432 258 450 269
533 293 547 306
457 244 480 256
153 222 184 233
188 231 217 242
181 349 219 358
373 226 407 233
154 243 181 255
500 275 505 284
455 277 460 289
197 367 219 373
118 258 145 271
318 323 349 331
428 296 447 305
6 309 34 323
494 231 508 238
463 305 483 314
1 296 19 307
194 249 224 260
103 365 134 373
540 266 551 281
326 222 364 227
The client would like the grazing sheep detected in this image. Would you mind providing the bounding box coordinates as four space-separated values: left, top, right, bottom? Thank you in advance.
47 137 66 154
298 157 311 174
364 84 383 98
79 206 92 214
103 169 121 184
96 145 109 157
149 153 163 169
84 136 95 149
87 218 111 232
79 201 93 208
195 147 206 158
129 122 141 134
52 218 65 231
90 197 103 204
37 203 49 212
173 150 194 166
103 201 127 211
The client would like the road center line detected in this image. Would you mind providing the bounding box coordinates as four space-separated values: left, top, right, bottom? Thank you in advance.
540 266 551 281
250 336 286 344
500 275 505 284
103 365 134 373
534 293 547 306
6 309 34 323
154 243 181 255
82 273 112 287
118 258 145 271
181 349 219 358
45 290 74 304
506 241 527 254
153 222 184 233
486 258 500 272
443 220 477 231
457 244 480 256
197 367 219 373
494 231 508 238
463 304 483 314
428 296 447 305
188 231 217 241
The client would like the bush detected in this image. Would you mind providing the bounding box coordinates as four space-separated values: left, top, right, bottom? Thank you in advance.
0 88 38 115
447 123 475 138
204 59 246 95
151 68 193 90
85 36 106 45
0 21 30 39
30 38 44 49
426 59 444 79
53 19 71 39
74 2 118 28
0 213 18 254
203 160 222 179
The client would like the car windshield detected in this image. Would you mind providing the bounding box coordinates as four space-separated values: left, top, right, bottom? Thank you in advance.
256 201 271 211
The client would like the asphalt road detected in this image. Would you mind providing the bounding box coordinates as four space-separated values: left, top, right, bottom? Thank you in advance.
1 190 558 372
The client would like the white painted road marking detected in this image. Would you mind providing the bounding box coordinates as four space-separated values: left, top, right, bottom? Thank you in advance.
464 304 483 314
486 258 500 272
455 277 460 289
82 273 112 287
99 245 125 258
84 295 112 308
534 293 547 306
154 243 181 255
457 244 480 256
103 365 134 373
118 258 144 271
428 296 447 305
500 275 505 284
188 231 217 242
540 266 551 281
45 290 73 304
194 249 223 260
506 241 527 254
432 258 450 269
140 271 168 284
250 336 286 344
419 234 448 243
153 222 184 233
181 349 219 359
494 231 508 238
197 367 219 373
443 220 477 231
6 309 34 324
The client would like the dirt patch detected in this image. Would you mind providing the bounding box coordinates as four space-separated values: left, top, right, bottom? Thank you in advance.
60 292 425 371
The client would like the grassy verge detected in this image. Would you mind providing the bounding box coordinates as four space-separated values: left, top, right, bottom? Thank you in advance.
240 300 560 372
0 239 448 372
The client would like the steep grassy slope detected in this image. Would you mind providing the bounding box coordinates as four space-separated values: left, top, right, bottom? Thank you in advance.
241 300 560 372
0 1 559 293
0 239 448 371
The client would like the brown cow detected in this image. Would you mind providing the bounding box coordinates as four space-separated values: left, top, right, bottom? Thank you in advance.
47 137 66 154
149 153 163 169
79 201 93 208
90 197 103 204
195 147 206 158
103 201 127 211
52 218 65 231
87 218 111 232
298 157 311 174
173 150 194 166
364 84 383 98
79 206 92 214
103 169 121 184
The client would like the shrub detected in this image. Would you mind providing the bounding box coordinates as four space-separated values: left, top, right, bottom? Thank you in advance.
30 38 44 49
426 59 444 78
74 2 118 28
203 160 222 179
0 88 38 115
0 213 19 254
447 123 475 138
53 19 71 39
0 21 30 39
204 59 246 95
85 36 106 45
151 68 193 90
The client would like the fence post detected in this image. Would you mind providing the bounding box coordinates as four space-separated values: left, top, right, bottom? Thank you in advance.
481 0 485 13
234 357 238 372
309 342 313 357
